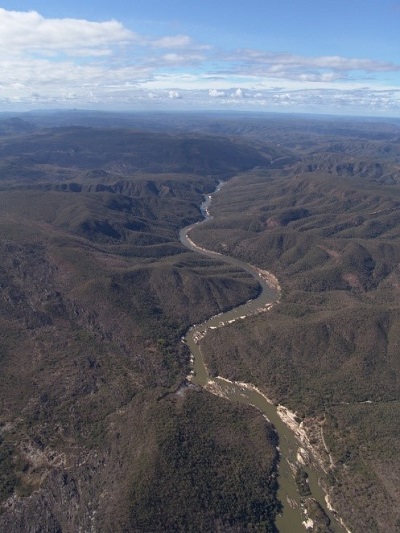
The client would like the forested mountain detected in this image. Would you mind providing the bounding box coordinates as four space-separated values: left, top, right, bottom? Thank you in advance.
0 112 399 532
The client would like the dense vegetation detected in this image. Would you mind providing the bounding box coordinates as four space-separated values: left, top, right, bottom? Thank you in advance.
0 111 400 532
0 122 279 532
128 391 279 532
193 140 400 532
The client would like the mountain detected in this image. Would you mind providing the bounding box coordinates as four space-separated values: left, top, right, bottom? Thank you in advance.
0 113 400 532
0 117 36 136
0 124 280 532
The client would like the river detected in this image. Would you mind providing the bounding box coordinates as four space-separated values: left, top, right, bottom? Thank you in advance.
178 182 347 533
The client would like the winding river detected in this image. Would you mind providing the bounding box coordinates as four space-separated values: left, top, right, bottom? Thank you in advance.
179 183 346 533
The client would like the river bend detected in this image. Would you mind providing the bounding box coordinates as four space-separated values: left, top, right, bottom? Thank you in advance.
179 183 346 533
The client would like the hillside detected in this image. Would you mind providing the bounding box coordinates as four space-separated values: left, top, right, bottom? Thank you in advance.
0 125 281 532
193 149 400 532
0 113 400 531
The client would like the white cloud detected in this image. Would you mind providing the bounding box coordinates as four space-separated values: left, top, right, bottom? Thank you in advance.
2 83 400 115
151 35 193 49
209 89 226 97
1 9 400 114
0 8 137 57
220 50 400 82
232 88 245 98
231 50 400 72
157 53 205 66
168 90 181 99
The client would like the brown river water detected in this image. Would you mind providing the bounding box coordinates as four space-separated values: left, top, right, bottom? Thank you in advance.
179 183 347 533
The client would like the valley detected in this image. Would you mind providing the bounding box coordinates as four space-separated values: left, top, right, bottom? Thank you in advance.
0 111 399 532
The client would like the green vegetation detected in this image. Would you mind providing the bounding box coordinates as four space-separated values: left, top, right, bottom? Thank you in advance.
295 467 311 498
0 113 400 531
304 499 332 533
0 122 279 532
194 151 400 531
128 391 280 532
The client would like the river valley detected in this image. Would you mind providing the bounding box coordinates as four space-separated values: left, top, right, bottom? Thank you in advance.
179 183 347 533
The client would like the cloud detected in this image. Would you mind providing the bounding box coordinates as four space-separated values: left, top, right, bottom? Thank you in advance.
1 9 400 115
209 89 226 97
231 88 246 98
168 90 181 99
0 8 136 57
2 83 400 115
151 35 193 49
219 50 400 82
156 53 205 67
234 50 400 72
0 8 209 108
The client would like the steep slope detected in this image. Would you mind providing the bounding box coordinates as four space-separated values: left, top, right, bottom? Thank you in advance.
194 167 400 532
0 128 280 532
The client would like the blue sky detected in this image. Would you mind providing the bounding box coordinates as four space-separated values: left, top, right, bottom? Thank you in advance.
1 1 400 115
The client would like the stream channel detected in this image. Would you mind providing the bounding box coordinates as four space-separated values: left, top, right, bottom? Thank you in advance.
179 183 346 533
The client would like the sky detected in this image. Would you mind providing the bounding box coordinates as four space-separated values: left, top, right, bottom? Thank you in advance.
1 1 400 116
